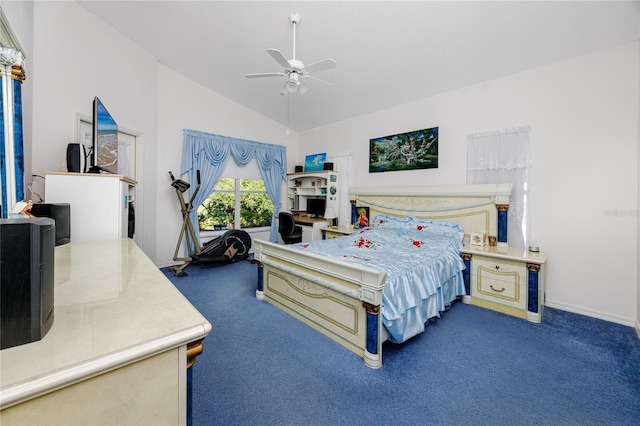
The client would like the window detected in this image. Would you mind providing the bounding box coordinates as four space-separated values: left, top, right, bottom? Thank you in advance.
466 126 532 249
197 178 273 231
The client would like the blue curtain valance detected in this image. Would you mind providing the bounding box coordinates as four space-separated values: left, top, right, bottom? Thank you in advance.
181 129 287 243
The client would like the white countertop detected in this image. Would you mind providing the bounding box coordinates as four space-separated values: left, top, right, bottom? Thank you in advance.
459 244 547 264
0 239 211 409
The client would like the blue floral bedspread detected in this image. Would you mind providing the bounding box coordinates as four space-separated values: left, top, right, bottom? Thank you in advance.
293 217 466 343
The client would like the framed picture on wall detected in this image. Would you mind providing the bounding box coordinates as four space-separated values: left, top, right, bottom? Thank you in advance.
369 127 438 173
304 153 326 172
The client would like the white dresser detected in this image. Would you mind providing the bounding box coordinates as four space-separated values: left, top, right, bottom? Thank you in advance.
0 239 211 425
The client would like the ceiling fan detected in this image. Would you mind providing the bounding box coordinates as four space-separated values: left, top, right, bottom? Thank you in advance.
245 12 336 96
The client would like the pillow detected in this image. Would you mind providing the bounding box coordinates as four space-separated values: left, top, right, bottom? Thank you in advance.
372 214 413 229
410 218 464 240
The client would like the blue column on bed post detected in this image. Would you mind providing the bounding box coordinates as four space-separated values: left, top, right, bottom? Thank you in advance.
496 204 509 244
255 260 264 299
363 302 380 367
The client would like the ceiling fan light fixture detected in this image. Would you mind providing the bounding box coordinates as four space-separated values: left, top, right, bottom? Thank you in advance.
246 12 336 97
285 73 300 93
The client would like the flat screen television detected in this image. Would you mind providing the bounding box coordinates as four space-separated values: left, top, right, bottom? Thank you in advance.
89 96 118 174
306 198 326 218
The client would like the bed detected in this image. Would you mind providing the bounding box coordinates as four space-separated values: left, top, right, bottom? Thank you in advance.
253 184 513 368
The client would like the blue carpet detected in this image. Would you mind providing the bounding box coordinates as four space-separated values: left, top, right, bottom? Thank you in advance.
163 260 640 425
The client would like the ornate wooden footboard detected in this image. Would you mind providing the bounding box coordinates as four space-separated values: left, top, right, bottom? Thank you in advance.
255 184 513 368
254 240 387 368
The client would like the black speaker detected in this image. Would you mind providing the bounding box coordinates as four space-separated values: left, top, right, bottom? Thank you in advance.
295 165 303 173
323 162 334 171
128 202 135 238
31 203 71 246
1 218 56 349
66 143 86 173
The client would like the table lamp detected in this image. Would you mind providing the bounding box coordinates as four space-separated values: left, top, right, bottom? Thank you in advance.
323 207 337 227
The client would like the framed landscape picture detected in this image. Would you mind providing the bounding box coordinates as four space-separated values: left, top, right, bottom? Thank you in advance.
304 153 326 172
369 127 438 173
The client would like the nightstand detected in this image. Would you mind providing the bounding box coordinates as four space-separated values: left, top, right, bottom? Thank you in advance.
459 245 547 323
321 226 357 239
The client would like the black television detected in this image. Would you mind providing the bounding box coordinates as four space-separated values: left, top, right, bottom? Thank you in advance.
89 96 118 174
306 198 326 218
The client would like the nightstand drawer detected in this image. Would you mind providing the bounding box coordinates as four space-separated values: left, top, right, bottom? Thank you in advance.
472 257 526 310
474 256 526 276
325 231 342 239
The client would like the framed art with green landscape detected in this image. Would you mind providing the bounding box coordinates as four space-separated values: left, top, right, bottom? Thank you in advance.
369 127 438 173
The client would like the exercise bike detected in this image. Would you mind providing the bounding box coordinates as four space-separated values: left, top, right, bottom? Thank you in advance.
169 170 251 277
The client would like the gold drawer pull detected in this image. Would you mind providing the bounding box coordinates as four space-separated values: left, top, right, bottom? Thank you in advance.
490 284 505 293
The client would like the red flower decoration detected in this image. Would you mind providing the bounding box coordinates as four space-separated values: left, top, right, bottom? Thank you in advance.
355 237 379 249
412 240 422 247
417 225 424 230
301 244 309 248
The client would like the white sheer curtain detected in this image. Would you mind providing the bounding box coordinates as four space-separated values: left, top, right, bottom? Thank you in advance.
327 152 353 227
467 126 532 248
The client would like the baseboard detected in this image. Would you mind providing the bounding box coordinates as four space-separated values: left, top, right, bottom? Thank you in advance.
635 320 640 340
544 300 635 328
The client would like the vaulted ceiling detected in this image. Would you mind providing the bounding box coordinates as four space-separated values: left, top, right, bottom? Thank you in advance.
79 1 639 132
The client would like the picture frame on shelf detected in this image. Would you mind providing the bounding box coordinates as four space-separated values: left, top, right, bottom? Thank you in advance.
356 206 370 228
470 232 485 246
304 153 326 172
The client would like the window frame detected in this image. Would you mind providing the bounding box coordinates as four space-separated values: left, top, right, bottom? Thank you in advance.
198 177 273 235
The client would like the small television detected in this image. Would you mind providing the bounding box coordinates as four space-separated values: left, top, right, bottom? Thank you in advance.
89 96 118 174
306 198 326 218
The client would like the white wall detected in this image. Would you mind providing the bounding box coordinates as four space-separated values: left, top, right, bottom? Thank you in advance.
637 35 640 338
300 42 640 326
8 0 295 266
155 65 296 267
29 1 159 259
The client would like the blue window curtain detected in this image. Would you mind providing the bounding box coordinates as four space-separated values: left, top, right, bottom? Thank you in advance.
180 129 287 243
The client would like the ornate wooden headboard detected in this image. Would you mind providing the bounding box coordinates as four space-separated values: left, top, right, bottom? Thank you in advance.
349 184 513 246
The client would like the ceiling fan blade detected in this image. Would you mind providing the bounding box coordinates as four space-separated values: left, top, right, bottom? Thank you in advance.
302 58 336 74
266 48 292 69
302 74 334 86
245 72 286 78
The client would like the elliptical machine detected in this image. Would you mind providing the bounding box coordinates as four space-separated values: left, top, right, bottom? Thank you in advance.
169 170 251 277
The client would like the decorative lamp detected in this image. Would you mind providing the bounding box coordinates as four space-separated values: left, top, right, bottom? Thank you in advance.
323 207 337 227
